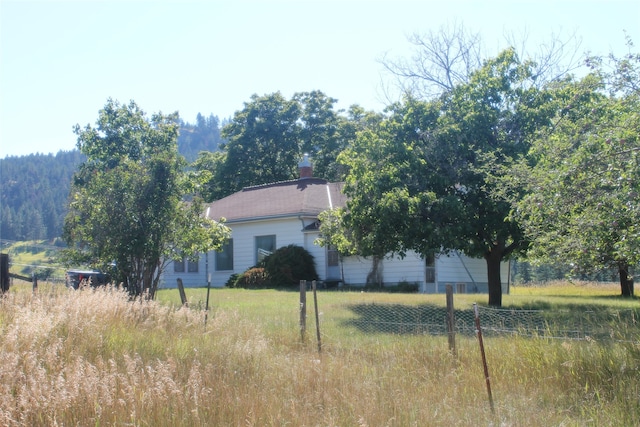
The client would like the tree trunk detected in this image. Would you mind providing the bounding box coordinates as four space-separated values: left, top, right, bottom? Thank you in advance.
149 262 162 300
142 262 159 300
618 262 634 297
484 245 504 307
366 256 383 288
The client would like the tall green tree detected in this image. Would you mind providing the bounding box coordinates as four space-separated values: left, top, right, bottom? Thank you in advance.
64 99 230 298
315 208 359 284
191 150 227 203
294 91 344 181
214 92 302 197
514 45 640 296
195 91 368 201
341 49 555 306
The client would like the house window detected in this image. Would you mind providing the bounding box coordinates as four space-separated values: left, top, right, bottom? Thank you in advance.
425 253 435 283
174 257 198 273
187 257 199 273
327 246 339 267
216 239 234 271
256 235 276 263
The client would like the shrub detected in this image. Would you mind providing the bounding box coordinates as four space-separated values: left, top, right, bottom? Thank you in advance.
234 268 269 288
259 244 319 287
394 281 420 293
34 267 55 281
224 273 240 288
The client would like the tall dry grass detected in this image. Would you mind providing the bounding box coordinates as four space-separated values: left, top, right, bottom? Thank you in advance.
0 284 639 426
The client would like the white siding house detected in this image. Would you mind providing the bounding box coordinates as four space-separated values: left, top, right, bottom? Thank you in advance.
160 156 510 293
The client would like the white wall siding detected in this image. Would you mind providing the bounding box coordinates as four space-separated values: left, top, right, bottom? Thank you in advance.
340 252 424 286
433 252 510 294
436 252 486 284
304 230 327 280
159 216 511 294
338 250 510 294
161 217 328 289
214 218 303 285
341 256 374 285
380 252 425 285
160 257 206 289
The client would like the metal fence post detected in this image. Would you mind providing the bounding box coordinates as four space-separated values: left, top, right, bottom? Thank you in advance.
299 280 307 343
446 284 456 358
312 280 322 354
474 303 495 414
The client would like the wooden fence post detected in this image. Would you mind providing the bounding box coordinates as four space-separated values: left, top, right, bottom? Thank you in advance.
0 253 9 293
32 273 38 294
446 284 456 358
299 280 307 343
176 278 188 306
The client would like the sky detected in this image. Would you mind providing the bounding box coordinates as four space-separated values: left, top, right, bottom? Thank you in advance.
1 0 638 158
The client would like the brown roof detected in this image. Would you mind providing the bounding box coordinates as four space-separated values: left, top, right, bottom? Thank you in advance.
206 178 347 223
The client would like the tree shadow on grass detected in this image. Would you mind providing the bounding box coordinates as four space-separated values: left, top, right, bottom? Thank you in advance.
341 301 640 341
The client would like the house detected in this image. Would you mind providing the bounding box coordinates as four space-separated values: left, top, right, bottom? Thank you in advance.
160 155 510 293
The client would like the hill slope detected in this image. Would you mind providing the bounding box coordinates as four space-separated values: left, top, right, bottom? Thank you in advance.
0 115 226 242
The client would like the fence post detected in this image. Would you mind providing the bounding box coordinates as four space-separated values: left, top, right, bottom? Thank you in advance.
474 303 495 414
299 280 307 343
446 284 456 358
312 280 322 354
204 274 212 328
32 273 38 294
176 278 188 306
0 253 9 293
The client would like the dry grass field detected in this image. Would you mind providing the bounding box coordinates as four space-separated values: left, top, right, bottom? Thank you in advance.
0 281 638 426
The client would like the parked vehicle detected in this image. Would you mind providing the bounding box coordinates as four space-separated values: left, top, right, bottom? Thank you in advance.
65 270 110 289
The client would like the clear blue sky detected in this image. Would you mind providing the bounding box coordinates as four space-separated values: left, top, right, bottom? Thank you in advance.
1 0 638 157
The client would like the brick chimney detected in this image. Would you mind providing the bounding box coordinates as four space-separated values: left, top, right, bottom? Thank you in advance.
298 153 313 179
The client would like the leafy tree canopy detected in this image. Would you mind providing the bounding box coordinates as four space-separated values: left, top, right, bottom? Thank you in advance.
194 91 380 201
64 99 230 297
513 40 640 296
340 48 560 306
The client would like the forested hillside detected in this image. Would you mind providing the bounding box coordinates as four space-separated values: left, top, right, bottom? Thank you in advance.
0 114 225 241
1 150 85 241
178 113 226 162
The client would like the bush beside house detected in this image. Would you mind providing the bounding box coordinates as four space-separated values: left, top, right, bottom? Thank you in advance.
228 245 319 289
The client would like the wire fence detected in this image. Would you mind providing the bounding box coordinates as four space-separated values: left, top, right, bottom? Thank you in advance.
330 300 640 343
476 304 639 342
